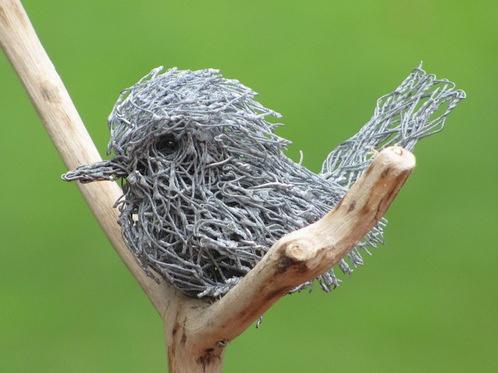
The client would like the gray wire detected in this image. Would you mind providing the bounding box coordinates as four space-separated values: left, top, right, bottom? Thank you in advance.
62 65 464 298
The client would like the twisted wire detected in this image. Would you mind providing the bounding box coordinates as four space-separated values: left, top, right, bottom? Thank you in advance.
63 65 464 298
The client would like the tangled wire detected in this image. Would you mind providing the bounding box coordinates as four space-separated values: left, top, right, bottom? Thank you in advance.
63 65 464 298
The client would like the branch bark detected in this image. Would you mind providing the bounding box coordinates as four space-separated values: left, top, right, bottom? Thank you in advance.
0 1 416 372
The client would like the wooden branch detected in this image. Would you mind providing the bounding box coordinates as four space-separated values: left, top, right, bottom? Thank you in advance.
180 146 415 355
0 0 172 314
1 1 417 372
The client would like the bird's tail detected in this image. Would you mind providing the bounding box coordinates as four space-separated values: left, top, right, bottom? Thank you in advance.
313 65 465 292
320 64 465 188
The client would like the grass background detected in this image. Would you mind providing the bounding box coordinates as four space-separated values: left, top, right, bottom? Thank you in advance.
1 0 497 372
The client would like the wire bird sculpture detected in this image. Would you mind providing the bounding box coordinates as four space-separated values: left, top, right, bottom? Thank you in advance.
62 65 464 298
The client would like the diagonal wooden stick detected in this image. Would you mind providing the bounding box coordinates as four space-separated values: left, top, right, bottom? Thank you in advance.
0 0 171 314
0 1 416 371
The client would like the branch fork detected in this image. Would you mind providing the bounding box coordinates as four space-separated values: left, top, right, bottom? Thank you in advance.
0 1 416 371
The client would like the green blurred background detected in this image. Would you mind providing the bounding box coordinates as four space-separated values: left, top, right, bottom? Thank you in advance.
1 0 497 372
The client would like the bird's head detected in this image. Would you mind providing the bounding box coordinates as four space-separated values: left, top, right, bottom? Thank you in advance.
63 67 288 186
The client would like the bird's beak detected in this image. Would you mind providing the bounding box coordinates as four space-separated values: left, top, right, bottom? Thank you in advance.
61 158 128 183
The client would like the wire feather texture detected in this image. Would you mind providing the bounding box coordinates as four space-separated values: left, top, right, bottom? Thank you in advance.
63 65 464 298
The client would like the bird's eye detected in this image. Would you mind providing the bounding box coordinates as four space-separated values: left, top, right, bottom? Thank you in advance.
156 134 179 155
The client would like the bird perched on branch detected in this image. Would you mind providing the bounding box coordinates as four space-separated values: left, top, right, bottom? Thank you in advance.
62 65 464 298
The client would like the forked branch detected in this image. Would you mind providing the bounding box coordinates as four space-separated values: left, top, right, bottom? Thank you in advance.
0 1 416 372
192 146 414 345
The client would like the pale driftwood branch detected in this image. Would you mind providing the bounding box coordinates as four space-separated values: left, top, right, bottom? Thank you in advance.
1 1 416 372
0 0 172 314
170 146 415 368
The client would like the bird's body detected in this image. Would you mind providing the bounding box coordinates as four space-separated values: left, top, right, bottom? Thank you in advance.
63 66 464 298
